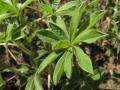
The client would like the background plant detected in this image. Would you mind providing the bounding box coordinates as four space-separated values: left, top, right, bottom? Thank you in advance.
0 0 120 90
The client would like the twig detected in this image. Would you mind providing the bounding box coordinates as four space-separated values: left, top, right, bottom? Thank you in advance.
32 14 52 23
0 43 18 47
48 74 51 90
8 48 18 62
6 75 16 82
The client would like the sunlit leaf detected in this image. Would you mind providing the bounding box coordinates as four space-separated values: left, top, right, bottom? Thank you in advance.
73 29 107 44
38 52 58 73
53 40 70 50
6 23 14 42
42 4 53 14
0 0 18 13
21 0 35 10
64 48 73 79
25 75 35 90
53 52 66 85
87 10 105 29
56 1 77 12
74 46 93 74
0 13 13 21
34 73 44 90
70 2 86 40
37 29 60 43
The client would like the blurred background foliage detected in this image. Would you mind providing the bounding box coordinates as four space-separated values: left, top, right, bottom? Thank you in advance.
0 0 120 90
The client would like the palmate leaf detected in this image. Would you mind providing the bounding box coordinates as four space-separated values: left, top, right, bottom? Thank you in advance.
64 48 73 79
70 1 86 41
38 52 58 73
74 46 93 74
73 29 107 44
53 52 66 85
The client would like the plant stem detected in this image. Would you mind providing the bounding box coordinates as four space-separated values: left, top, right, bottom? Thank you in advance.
48 74 51 90
5 43 9 64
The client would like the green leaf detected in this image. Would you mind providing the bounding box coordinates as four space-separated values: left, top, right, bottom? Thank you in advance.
20 0 35 10
87 10 105 29
41 0 49 4
53 0 61 9
15 64 29 73
25 75 35 90
0 0 18 14
88 0 99 8
13 23 28 40
50 16 69 39
0 74 4 87
1 0 12 5
53 53 66 85
56 16 69 39
35 50 47 60
37 29 60 43
55 8 75 16
88 69 106 81
56 1 77 12
53 40 70 50
15 41 35 56
6 23 14 42
70 2 86 40
64 48 73 79
34 73 44 90
0 13 13 21
38 52 58 73
42 4 53 14
74 46 93 74
76 10 105 35
0 8 7 14
11 0 19 10
0 32 5 42
73 29 107 44
49 22 67 39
